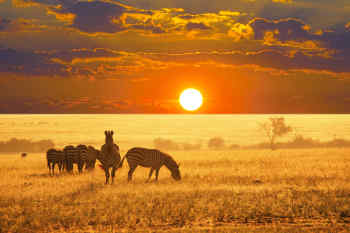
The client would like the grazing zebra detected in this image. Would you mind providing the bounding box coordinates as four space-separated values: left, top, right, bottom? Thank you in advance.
64 145 84 173
118 147 181 182
98 130 121 184
85 146 99 170
46 148 65 176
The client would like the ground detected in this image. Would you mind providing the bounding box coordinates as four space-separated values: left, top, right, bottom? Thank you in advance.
0 149 350 232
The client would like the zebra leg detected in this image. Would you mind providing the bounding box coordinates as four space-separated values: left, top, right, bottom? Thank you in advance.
48 162 52 176
146 168 154 183
155 168 160 182
58 162 62 172
128 166 137 182
111 166 117 184
78 162 83 173
52 162 56 176
105 167 110 184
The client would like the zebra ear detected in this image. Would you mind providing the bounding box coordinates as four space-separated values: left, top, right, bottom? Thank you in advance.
105 130 108 136
111 131 114 136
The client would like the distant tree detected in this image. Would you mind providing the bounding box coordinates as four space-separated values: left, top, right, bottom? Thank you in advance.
154 137 180 150
208 137 225 150
259 117 292 150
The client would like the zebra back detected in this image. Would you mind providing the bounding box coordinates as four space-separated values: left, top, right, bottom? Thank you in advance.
64 145 80 163
46 148 64 163
77 144 88 163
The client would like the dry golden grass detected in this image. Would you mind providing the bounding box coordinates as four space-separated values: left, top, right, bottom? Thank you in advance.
1 148 350 232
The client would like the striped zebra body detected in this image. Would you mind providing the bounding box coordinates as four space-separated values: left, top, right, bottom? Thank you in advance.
46 148 65 176
64 145 84 173
77 144 88 170
119 147 181 182
86 146 99 170
98 130 121 184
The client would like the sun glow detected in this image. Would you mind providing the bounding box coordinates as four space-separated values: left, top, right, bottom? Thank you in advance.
179 88 203 111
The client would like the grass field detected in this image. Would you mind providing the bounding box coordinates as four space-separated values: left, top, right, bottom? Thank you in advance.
1 148 350 232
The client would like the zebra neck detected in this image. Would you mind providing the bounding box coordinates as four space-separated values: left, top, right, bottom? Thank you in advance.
163 159 176 173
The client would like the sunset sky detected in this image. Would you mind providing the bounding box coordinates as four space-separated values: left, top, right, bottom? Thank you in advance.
0 0 349 113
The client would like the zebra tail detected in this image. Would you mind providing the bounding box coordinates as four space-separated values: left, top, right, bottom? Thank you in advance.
118 156 126 169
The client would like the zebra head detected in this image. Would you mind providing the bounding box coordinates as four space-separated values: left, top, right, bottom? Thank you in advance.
171 166 181 181
166 157 181 181
104 130 114 145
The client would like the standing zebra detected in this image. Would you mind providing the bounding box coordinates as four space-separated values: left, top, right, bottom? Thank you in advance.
98 130 121 184
77 144 88 171
46 148 65 176
118 147 181 182
85 146 99 170
64 145 84 173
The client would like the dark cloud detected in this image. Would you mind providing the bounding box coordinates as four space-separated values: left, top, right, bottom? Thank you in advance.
51 1 127 33
249 18 313 42
248 18 350 63
0 48 69 76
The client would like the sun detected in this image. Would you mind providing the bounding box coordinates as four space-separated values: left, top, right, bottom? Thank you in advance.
179 88 203 111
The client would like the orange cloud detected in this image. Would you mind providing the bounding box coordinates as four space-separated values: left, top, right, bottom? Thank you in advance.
272 0 294 4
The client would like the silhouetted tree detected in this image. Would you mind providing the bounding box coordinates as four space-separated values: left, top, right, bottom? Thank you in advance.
259 117 292 150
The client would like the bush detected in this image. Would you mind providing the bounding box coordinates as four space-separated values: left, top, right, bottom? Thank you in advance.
208 137 225 150
0 138 55 153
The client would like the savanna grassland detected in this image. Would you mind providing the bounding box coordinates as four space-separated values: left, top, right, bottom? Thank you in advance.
1 148 350 233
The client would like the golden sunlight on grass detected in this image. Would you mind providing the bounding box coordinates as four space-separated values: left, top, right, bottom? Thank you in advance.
0 149 350 232
179 88 203 111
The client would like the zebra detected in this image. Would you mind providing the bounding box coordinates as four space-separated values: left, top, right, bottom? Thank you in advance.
98 130 121 184
64 145 84 173
118 147 181 182
46 148 65 176
77 144 88 171
85 146 99 170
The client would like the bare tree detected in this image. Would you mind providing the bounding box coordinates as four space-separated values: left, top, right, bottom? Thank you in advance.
259 117 292 150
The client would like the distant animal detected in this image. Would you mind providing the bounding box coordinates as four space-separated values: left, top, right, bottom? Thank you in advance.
85 146 99 170
21 152 27 158
46 149 65 176
118 147 181 182
98 130 121 184
64 145 84 173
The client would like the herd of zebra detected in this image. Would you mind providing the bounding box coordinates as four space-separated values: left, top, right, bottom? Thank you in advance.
46 130 181 184
46 144 99 175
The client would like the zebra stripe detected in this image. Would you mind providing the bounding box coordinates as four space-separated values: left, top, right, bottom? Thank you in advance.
77 144 88 170
119 147 181 182
64 145 84 173
46 148 65 176
98 130 121 184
